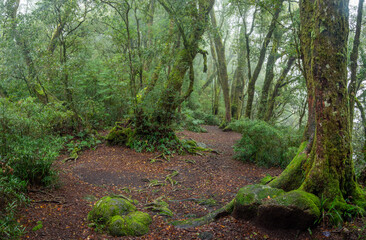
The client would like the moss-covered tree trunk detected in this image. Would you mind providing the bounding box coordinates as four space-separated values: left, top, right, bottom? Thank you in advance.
213 78 221 116
141 0 214 133
348 0 364 132
356 98 366 166
270 0 365 207
264 56 295 122
210 9 231 123
231 26 246 120
257 29 281 120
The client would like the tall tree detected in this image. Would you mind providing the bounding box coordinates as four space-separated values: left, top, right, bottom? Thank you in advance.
244 0 284 119
348 0 364 132
257 28 281 120
210 8 231 123
230 25 246 120
269 0 365 207
133 0 215 137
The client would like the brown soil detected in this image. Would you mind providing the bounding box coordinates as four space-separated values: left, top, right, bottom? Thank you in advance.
20 126 366 240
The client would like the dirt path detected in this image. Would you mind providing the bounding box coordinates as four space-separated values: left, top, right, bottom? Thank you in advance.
20 126 342 239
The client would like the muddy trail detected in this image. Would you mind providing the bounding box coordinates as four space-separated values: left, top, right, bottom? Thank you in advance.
20 126 358 240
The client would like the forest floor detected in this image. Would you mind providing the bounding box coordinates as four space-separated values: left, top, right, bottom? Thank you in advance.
19 126 366 240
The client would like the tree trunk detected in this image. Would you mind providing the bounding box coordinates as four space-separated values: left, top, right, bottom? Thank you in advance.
244 0 284 119
257 29 281 120
210 9 231 123
348 0 364 133
213 77 220 115
231 26 246 120
355 98 366 162
264 56 295 122
145 0 214 132
270 0 365 207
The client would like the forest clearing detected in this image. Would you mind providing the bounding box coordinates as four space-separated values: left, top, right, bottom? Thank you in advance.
17 126 365 239
1 0 366 239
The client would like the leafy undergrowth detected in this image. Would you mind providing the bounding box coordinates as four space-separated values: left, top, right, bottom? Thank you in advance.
18 126 366 240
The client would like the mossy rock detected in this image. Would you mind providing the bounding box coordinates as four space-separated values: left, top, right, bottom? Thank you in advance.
257 190 321 229
106 126 133 145
87 196 136 224
108 211 152 237
232 184 285 220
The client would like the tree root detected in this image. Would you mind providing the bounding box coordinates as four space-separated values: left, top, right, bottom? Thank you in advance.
171 200 234 228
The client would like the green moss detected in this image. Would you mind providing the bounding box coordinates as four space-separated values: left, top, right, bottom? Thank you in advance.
108 214 150 236
108 215 128 236
271 190 321 217
235 184 285 205
260 174 274 185
106 126 133 146
127 211 152 226
145 200 174 217
269 142 308 191
233 184 285 220
172 200 234 228
32 221 43 231
257 190 321 229
87 196 136 224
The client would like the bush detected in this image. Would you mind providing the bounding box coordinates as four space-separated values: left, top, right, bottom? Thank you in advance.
179 109 219 133
8 136 64 186
0 173 28 239
191 110 220 126
230 119 302 168
0 97 70 238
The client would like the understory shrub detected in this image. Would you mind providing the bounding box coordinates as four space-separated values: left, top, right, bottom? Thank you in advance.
0 171 28 239
0 97 71 238
229 119 302 168
179 109 219 133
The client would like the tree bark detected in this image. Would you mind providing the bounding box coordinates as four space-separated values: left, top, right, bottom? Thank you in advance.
149 0 214 130
270 0 365 206
348 0 364 133
264 56 295 122
355 98 366 161
231 26 246 120
210 9 231 123
257 29 281 120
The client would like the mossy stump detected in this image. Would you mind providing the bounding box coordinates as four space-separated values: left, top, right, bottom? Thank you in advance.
106 126 133 146
88 196 152 237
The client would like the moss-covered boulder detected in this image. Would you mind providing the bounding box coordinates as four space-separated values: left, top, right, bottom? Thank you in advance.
87 196 136 224
232 184 285 220
108 211 152 237
88 196 152 237
257 190 321 229
106 126 133 145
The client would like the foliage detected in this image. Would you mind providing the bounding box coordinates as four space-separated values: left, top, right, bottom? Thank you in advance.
0 172 28 239
65 130 102 161
0 98 70 238
230 119 302 168
0 98 69 185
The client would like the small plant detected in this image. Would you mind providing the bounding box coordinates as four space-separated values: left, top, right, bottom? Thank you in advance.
65 130 102 161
